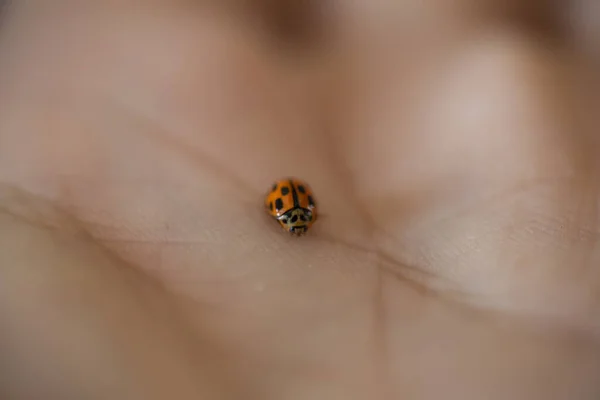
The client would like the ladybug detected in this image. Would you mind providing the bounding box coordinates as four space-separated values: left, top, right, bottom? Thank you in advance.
265 178 317 235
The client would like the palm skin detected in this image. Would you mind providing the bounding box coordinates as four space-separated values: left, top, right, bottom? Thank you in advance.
1 2 600 399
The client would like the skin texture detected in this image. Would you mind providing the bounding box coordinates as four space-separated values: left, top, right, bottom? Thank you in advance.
1 1 600 399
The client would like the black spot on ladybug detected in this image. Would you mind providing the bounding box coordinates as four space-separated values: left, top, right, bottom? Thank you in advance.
307 195 315 207
291 215 298 223
297 185 306 194
300 214 307 221
281 186 290 196
269 201 273 211
275 198 284 210
271 183 278 192
281 218 288 224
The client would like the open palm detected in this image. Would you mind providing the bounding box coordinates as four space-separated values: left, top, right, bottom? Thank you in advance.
1 2 600 399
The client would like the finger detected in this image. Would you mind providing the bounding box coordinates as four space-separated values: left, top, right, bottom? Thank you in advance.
0 188 232 399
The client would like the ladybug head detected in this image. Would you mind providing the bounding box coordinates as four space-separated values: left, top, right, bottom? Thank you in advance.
278 207 313 235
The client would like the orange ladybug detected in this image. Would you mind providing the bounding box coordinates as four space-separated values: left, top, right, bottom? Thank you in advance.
265 178 317 235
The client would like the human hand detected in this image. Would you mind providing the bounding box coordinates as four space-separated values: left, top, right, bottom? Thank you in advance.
1 1 600 399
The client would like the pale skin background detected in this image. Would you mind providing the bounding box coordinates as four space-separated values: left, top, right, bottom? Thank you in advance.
1 1 600 399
